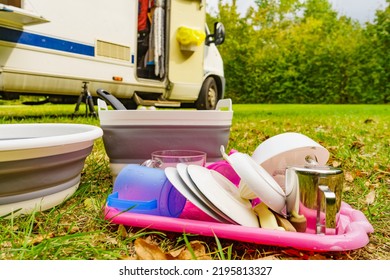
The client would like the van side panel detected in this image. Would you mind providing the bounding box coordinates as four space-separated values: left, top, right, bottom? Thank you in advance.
0 0 166 98
0 0 225 107
167 0 205 101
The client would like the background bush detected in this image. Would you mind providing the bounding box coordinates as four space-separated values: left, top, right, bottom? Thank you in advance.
207 0 389 104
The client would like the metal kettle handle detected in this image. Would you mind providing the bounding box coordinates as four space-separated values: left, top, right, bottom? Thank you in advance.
317 185 337 234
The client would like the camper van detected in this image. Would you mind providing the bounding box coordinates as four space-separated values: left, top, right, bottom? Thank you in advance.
0 0 225 110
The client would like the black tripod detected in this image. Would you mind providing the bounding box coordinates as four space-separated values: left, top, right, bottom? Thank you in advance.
73 82 97 118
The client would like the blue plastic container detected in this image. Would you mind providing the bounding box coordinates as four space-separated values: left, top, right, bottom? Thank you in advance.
107 164 186 217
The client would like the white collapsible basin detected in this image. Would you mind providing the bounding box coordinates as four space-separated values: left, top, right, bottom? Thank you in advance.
98 99 233 177
0 123 103 217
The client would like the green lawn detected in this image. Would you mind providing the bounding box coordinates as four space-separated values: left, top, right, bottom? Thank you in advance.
0 103 389 260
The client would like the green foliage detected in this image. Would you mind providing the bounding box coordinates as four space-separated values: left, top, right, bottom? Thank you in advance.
209 0 389 104
361 3 390 103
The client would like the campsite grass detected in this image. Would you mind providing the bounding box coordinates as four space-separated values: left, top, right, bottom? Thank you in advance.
0 103 389 260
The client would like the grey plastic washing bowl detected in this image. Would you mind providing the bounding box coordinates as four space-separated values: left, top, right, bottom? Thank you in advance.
0 123 103 217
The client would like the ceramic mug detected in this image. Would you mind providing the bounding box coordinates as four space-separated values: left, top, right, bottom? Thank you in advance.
288 165 344 234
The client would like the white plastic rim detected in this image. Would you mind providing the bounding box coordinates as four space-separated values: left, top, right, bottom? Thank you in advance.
98 99 233 126
252 132 330 172
0 123 103 151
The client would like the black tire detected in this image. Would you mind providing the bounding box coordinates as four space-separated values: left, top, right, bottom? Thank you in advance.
195 77 219 110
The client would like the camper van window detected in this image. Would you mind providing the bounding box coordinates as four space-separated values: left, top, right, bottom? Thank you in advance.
0 0 21 8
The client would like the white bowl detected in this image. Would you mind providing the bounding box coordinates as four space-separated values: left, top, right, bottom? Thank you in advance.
0 123 103 217
251 133 329 216
252 132 329 177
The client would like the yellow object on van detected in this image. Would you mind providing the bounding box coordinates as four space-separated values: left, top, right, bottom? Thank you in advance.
176 26 206 47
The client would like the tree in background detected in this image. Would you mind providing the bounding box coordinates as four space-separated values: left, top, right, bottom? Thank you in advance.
207 0 389 104
361 1 389 103
207 1 256 103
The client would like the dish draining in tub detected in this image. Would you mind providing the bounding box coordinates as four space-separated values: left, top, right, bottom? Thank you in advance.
104 200 373 252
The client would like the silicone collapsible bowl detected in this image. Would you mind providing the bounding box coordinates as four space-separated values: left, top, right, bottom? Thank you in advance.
0 123 102 217
98 98 233 177
107 164 186 217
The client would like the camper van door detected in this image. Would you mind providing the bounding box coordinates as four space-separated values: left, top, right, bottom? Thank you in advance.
167 0 205 101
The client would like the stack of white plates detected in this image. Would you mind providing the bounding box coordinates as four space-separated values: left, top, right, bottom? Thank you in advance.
165 163 260 227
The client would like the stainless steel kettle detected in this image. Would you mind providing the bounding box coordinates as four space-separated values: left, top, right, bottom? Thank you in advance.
287 164 344 234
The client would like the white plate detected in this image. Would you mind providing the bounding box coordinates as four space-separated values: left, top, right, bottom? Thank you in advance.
187 165 259 227
165 167 232 223
175 163 236 224
222 148 286 215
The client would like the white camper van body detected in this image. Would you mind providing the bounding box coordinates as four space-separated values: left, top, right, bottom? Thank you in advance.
0 0 225 109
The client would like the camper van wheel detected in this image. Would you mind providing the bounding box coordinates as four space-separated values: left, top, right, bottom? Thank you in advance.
196 77 218 110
